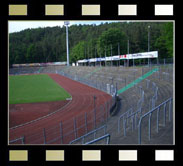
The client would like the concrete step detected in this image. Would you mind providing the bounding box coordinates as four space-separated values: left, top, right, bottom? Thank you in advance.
106 76 173 145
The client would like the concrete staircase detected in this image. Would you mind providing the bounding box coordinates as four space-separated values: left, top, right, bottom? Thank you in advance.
105 71 173 145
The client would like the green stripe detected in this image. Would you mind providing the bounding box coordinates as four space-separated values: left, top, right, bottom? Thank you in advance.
117 67 159 95
37 67 43 73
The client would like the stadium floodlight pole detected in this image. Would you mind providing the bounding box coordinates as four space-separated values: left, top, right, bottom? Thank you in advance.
148 25 151 66
100 50 101 67
84 47 86 66
127 39 129 67
64 21 70 66
148 25 151 52
111 45 112 67
88 45 90 66
118 42 120 67
105 47 107 67
95 46 97 66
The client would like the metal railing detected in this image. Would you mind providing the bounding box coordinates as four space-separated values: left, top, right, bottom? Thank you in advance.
149 82 158 110
138 97 173 144
118 107 143 137
60 71 115 95
9 136 25 144
59 70 123 97
59 64 173 96
118 86 144 136
118 108 133 134
145 79 150 89
84 134 110 145
69 125 107 144
10 97 113 145
9 64 173 144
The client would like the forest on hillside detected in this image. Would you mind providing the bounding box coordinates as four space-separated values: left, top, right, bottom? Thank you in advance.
9 21 173 66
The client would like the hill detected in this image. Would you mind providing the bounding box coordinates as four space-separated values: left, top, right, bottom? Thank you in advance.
9 22 173 67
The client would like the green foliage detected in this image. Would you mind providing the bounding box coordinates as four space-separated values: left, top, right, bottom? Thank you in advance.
97 28 127 56
164 22 173 57
154 22 173 58
70 41 86 62
9 22 174 66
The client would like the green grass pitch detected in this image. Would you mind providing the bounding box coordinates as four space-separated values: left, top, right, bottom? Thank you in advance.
9 74 71 104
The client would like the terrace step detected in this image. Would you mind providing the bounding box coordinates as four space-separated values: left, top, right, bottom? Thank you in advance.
106 75 173 144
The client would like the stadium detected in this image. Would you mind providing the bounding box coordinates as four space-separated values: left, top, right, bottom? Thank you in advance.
9 21 174 145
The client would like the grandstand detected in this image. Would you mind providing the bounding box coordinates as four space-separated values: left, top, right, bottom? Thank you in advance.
9 59 173 145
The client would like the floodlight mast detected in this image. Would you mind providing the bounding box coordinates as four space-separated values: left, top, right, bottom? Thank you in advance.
148 25 151 66
64 21 70 66
148 25 151 52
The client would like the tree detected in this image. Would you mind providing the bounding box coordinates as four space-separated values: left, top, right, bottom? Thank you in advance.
9 22 173 67
164 22 173 58
97 28 127 57
154 22 173 58
70 41 86 63
26 44 36 63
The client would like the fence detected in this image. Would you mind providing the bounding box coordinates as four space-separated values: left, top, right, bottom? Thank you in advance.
118 86 144 135
9 63 173 144
118 77 161 137
9 136 25 144
10 66 119 144
131 58 173 67
9 96 115 145
151 65 173 84
118 106 142 137
57 64 172 97
59 71 117 96
69 125 107 144
118 96 173 144
149 82 158 110
138 97 173 144
84 134 110 145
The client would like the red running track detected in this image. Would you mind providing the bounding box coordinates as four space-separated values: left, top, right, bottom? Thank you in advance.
9 74 112 144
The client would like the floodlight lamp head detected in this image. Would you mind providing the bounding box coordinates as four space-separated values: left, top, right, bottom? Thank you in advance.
64 21 70 26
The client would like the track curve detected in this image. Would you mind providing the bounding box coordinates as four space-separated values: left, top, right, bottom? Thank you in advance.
9 74 112 144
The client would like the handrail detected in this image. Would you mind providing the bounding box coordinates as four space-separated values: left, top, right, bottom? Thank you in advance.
69 125 107 144
138 97 173 144
124 107 142 132
118 108 133 133
84 134 110 145
9 136 24 144
118 87 144 135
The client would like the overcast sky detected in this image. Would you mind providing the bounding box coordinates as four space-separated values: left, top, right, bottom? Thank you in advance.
9 21 120 33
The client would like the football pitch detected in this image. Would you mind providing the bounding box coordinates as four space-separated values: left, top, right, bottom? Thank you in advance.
9 74 71 104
